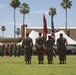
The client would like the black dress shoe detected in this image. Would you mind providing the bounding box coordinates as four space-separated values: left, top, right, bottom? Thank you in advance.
41 63 44 64
51 63 53 64
38 63 40 64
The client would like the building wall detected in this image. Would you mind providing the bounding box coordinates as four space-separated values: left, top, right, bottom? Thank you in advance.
70 29 76 41
21 25 27 38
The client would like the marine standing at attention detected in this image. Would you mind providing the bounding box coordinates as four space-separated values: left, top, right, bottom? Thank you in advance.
44 36 54 64
22 33 33 64
56 33 68 64
35 32 45 64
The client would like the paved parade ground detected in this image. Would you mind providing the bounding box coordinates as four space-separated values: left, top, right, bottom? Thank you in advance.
0 55 76 75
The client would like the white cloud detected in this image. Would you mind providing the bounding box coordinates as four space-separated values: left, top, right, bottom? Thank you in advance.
5 20 33 25
5 20 33 27
5 22 14 25
30 10 49 15
0 4 5 8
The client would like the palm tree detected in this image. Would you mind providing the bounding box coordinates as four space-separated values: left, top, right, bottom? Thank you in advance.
48 7 56 42
48 7 57 29
61 0 72 33
10 0 20 38
19 3 30 25
49 7 56 19
1 26 6 37
15 28 20 38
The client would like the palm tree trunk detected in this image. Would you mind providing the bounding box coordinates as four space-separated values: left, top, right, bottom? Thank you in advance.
65 8 67 34
23 14 25 25
2 31 4 37
14 8 16 38
51 16 52 27
17 35 19 38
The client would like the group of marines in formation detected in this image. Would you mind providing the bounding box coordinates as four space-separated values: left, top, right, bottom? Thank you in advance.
0 44 24 57
22 32 68 64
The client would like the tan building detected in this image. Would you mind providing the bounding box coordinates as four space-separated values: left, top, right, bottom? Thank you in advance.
26 27 76 41
0 26 76 46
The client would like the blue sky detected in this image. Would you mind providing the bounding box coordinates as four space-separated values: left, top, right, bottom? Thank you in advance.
0 0 76 37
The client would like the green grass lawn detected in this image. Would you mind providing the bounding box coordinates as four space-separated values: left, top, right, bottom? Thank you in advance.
0 55 76 75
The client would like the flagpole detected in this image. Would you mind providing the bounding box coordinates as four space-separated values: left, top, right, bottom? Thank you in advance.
42 13 47 55
51 15 56 58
